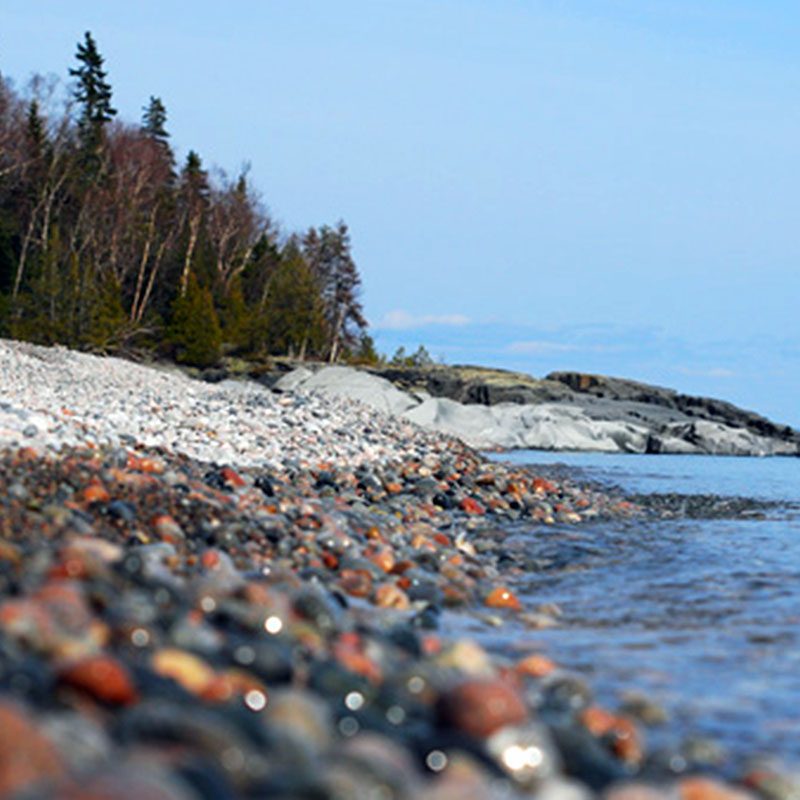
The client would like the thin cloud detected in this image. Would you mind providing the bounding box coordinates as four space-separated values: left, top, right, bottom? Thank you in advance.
376 310 471 330
507 340 580 355
506 340 625 355
675 366 736 379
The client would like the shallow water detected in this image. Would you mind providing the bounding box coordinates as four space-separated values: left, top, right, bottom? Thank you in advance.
486 452 800 769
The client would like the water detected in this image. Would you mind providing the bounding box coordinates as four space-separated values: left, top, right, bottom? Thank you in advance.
488 452 800 768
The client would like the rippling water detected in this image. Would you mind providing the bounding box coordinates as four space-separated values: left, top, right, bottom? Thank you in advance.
486 452 800 768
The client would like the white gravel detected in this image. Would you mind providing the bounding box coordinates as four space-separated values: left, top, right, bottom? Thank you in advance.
0 339 451 468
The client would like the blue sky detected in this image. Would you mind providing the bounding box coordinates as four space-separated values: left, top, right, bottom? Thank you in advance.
3 2 799 424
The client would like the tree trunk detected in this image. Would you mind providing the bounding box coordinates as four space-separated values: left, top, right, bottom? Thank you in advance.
135 237 169 324
328 305 345 363
180 216 200 296
130 206 157 321
11 209 39 304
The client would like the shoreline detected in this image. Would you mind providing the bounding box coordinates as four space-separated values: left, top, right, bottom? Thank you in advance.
271 364 800 458
0 339 793 798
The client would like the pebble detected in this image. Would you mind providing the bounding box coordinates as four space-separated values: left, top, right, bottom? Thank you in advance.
57 655 139 706
438 679 529 738
0 700 65 796
679 777 756 800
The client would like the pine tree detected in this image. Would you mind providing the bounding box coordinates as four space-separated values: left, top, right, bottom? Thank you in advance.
169 272 222 367
177 150 210 295
254 244 326 358
70 31 116 168
141 96 169 142
350 333 382 365
303 221 367 362
84 270 127 351
140 96 174 177
218 275 249 347
25 100 46 162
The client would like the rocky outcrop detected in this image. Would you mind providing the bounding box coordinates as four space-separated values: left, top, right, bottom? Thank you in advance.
373 364 576 406
547 371 800 447
277 365 800 456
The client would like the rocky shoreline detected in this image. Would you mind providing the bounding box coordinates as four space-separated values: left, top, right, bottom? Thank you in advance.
0 339 795 799
269 363 800 457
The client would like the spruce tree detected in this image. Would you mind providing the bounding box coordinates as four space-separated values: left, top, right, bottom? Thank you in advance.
303 221 366 362
70 31 116 168
141 96 169 142
25 100 46 162
253 243 326 358
84 270 127 351
169 272 222 367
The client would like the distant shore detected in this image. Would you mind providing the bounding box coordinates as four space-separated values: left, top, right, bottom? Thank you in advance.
257 360 800 457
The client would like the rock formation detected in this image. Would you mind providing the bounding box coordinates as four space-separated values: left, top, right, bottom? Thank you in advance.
275 365 800 456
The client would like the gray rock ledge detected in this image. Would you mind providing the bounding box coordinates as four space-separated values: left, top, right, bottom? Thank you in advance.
277 365 800 456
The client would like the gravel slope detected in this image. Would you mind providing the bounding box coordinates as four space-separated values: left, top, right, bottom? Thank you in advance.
0 340 451 469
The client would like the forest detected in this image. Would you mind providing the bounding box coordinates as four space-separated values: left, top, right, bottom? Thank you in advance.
0 32 379 368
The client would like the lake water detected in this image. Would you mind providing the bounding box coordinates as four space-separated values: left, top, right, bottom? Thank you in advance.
486 452 800 770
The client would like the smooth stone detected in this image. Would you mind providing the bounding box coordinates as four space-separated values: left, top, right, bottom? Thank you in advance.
435 640 495 678
263 688 333 756
438 679 529 739
0 700 65 796
56 763 198 800
57 655 139 706
292 587 343 636
106 499 137 521
41 711 112 774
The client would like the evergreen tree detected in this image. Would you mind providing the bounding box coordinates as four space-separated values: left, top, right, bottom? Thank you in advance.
141 96 169 142
84 270 127 350
25 100 46 162
140 96 174 178
350 332 382 365
177 150 210 295
303 221 367 362
254 243 326 358
12 224 67 345
0 40 377 368
70 31 116 167
169 272 222 367
218 275 249 347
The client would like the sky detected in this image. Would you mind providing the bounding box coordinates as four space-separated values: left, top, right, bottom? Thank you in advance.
2 1 800 424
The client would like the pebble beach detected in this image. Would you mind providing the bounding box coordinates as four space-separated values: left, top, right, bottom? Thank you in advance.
0 339 790 800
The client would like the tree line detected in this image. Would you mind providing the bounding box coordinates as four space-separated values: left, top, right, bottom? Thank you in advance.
0 32 377 367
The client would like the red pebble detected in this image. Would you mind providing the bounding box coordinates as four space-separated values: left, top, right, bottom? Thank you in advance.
201 549 222 569
581 706 642 765
58 655 139 706
152 514 184 543
374 583 411 609
438 679 529 738
321 551 339 570
339 569 373 598
220 466 246 488
83 484 110 504
516 654 557 678
679 777 753 800
460 497 485 515
533 477 556 494
127 455 165 474
333 636 382 683
485 586 522 611
421 635 442 655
